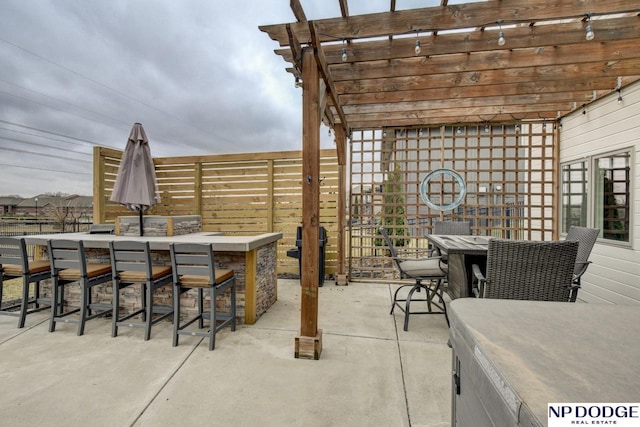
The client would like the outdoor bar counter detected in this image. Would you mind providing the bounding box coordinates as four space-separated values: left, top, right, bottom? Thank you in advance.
24 231 282 325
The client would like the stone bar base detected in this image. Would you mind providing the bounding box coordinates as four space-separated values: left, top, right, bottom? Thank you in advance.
32 239 279 326
295 329 323 360
116 215 201 237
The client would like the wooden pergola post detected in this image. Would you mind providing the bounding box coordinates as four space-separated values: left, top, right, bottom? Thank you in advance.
334 125 348 285
295 47 322 359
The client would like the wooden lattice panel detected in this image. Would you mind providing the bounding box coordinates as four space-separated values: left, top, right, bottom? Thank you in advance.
348 123 558 281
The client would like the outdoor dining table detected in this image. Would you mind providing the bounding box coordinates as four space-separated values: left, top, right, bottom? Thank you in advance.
426 234 490 299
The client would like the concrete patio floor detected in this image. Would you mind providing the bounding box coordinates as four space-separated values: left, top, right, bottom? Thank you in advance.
0 279 452 427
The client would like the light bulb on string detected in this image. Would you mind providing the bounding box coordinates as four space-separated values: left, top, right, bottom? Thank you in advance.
497 20 506 46
414 31 421 55
341 39 348 62
585 14 595 41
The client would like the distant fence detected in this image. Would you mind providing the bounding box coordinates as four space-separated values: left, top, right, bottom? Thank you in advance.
93 147 340 276
0 219 91 237
0 219 92 259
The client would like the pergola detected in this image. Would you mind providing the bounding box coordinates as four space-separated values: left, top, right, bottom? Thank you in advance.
259 0 640 359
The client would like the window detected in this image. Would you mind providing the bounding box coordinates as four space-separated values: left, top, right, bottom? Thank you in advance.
561 149 632 243
594 151 631 242
561 161 588 233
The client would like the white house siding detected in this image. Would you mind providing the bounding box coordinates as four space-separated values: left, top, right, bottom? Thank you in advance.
560 81 640 304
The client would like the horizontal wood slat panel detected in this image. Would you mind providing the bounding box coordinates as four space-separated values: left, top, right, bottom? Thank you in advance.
95 148 340 276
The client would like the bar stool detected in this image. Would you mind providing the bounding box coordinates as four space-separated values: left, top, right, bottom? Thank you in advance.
169 243 236 351
48 239 113 336
109 241 173 340
380 227 449 331
0 237 51 328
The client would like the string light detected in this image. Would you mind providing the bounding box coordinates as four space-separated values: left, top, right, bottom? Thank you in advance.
341 39 348 62
414 32 421 55
585 14 595 41
616 77 623 104
497 20 506 46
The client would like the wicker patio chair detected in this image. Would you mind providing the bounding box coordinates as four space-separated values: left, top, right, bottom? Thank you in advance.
0 237 51 328
430 220 471 258
380 226 448 331
565 226 600 302
109 241 173 340
472 239 579 301
433 220 471 236
169 243 236 351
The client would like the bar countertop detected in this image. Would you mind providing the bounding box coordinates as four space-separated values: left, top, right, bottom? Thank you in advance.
23 231 283 252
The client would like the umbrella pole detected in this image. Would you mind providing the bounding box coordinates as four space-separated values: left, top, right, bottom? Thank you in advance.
139 206 144 236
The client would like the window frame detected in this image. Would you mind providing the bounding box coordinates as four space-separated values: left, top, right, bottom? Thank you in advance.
560 147 634 246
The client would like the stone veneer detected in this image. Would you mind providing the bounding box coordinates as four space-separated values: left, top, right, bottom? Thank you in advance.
117 215 201 237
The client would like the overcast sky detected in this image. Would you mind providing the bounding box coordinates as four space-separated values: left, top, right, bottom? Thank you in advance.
0 0 441 198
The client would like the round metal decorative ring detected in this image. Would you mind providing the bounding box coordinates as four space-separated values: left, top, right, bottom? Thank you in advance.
420 168 466 211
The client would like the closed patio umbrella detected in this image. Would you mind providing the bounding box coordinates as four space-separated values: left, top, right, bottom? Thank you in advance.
109 123 160 236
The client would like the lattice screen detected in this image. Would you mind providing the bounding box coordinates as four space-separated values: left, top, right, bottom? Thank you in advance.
348 123 557 281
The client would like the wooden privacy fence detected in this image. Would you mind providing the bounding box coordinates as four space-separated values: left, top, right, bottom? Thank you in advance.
93 147 340 276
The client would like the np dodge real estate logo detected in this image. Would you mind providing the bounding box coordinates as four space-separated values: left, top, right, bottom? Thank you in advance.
548 403 640 426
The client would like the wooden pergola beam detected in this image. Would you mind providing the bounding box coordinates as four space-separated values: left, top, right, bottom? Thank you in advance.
337 71 640 103
312 18 640 64
309 22 350 131
261 0 638 46
341 75 638 103
325 40 640 82
339 0 349 17
346 112 560 129
345 102 575 127
290 0 307 22
334 125 348 286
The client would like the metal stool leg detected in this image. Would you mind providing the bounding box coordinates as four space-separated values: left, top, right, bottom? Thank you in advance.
209 286 216 351
172 284 181 347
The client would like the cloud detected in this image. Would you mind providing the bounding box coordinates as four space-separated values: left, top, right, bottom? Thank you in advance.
0 0 314 196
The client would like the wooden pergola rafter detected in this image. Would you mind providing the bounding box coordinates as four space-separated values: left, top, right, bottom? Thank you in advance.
261 0 640 130
259 0 640 360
